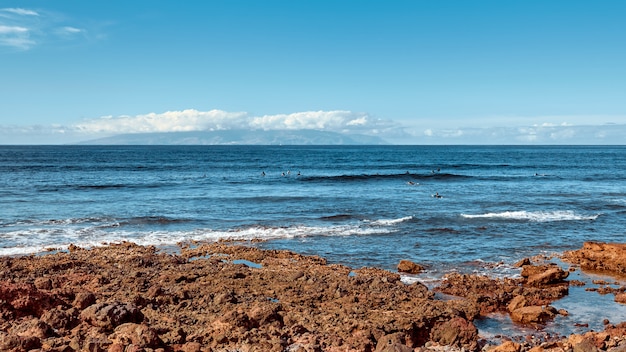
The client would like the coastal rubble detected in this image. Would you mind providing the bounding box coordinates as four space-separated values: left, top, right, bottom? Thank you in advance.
0 241 623 351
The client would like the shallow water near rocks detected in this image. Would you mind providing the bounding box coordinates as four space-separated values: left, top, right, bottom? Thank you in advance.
475 261 626 340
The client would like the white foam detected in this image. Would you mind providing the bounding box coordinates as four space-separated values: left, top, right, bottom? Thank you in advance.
461 210 599 222
0 223 393 257
367 216 414 226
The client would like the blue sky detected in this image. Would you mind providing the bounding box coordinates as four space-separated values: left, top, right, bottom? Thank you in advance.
1 0 625 144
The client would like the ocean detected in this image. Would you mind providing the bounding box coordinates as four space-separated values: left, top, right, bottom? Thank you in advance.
1 145 625 335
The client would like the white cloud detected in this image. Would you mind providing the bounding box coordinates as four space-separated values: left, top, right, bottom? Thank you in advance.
0 25 28 34
59 26 83 34
3 110 626 145
74 109 249 133
73 109 399 137
0 7 88 50
1 8 39 16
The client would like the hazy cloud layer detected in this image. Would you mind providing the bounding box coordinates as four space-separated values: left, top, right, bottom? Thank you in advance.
1 109 625 144
414 123 626 144
0 7 85 50
74 109 399 135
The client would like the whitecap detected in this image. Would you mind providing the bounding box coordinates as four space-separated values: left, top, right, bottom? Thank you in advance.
460 210 599 222
366 216 414 226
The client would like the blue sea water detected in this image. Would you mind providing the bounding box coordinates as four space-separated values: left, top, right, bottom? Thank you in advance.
1 145 625 334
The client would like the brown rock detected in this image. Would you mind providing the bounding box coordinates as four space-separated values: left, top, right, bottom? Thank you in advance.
490 340 522 352
108 323 162 348
73 292 96 309
510 305 558 324
10 318 54 339
0 332 20 351
507 295 527 312
375 333 412 352
41 307 78 331
80 302 144 330
430 317 478 351
397 259 424 274
525 266 569 286
615 292 626 304
514 258 532 268
34 277 53 290
562 242 626 275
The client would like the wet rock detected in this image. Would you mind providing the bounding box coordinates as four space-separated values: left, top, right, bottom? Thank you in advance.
80 302 143 330
507 295 527 312
525 266 569 286
510 305 558 324
514 258 532 268
615 292 626 304
562 242 626 275
490 340 522 352
397 259 424 274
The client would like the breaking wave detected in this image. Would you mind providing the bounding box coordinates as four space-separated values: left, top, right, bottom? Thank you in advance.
460 210 599 222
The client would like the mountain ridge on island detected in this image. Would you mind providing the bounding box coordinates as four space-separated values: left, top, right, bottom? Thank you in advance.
75 129 389 145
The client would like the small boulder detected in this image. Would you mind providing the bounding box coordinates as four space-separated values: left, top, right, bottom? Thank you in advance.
108 323 162 348
73 292 96 309
510 305 558 324
397 260 424 274
490 340 522 352
375 333 412 352
430 317 478 351
615 292 626 304
526 266 569 286
80 302 143 330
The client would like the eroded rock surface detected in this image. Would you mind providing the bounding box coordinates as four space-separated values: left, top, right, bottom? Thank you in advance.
0 242 479 352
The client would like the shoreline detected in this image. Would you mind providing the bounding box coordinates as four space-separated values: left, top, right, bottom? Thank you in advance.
0 241 624 351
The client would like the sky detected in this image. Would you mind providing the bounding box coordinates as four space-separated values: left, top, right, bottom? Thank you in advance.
1 0 625 144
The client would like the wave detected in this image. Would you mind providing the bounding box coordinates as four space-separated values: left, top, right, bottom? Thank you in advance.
300 172 471 183
365 216 414 226
0 219 402 257
460 210 599 222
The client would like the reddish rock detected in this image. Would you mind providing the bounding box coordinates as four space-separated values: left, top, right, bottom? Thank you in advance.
491 340 522 352
510 305 558 324
73 292 96 309
375 333 413 352
507 295 527 312
397 259 424 274
430 317 478 351
525 266 569 286
108 323 162 348
80 302 144 330
562 242 626 275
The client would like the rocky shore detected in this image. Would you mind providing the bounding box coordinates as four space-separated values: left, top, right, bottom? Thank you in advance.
0 241 625 352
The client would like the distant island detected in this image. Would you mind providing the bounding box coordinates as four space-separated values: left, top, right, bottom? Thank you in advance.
75 129 389 145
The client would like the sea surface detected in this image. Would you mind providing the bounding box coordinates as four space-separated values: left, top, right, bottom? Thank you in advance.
1 145 625 336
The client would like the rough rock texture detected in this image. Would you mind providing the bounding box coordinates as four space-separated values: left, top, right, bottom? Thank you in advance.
434 261 569 326
562 242 626 275
397 260 425 274
0 242 481 352
0 241 625 352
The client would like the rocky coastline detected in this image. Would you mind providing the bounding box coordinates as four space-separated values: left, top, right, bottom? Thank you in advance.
0 241 625 352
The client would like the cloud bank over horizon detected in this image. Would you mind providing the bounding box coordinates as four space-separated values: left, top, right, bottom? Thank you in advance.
0 109 624 145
